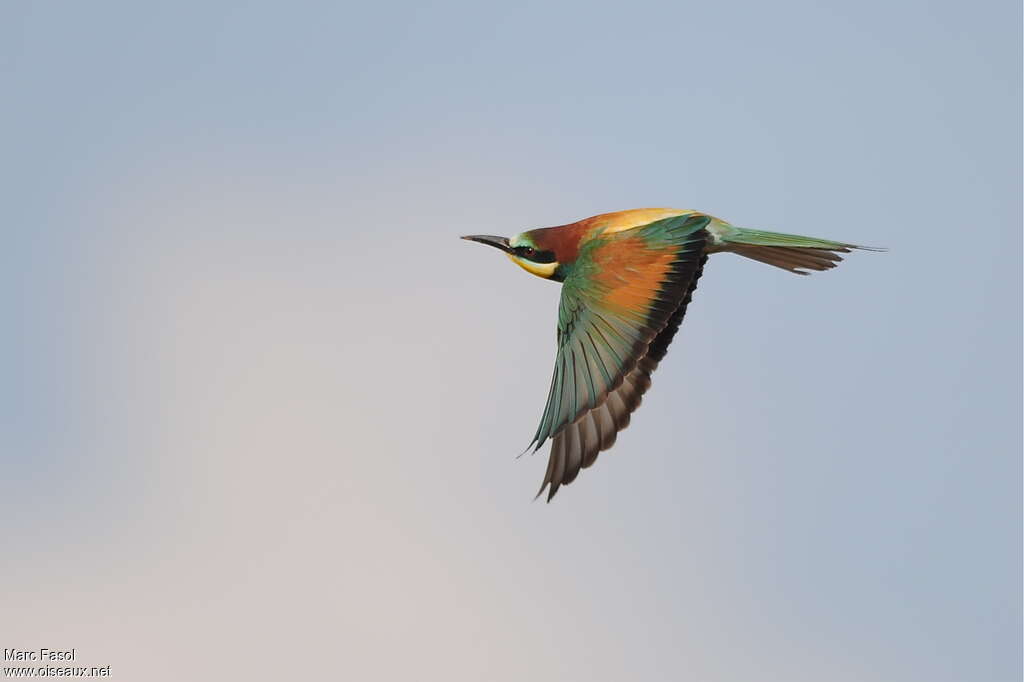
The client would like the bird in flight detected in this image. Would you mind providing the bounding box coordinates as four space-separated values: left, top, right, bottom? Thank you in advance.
462 208 881 501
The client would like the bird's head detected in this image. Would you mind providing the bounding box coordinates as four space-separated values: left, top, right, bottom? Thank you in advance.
461 225 582 282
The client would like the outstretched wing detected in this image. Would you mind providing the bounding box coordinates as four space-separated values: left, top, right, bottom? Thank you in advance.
531 214 710 500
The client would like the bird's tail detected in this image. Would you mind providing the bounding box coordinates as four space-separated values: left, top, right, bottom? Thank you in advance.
716 224 885 275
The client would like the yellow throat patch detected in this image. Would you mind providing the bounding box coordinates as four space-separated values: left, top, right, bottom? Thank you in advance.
506 253 558 279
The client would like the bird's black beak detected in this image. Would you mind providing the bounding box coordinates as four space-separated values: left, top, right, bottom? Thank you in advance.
461 234 511 253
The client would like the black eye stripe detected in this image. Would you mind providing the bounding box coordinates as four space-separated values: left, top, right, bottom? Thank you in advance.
513 246 556 263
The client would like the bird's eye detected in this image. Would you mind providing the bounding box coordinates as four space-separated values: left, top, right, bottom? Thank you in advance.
524 247 535 257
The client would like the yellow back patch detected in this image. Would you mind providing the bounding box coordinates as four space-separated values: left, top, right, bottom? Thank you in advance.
589 208 694 235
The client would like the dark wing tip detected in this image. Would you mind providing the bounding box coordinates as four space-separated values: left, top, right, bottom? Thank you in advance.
533 480 558 503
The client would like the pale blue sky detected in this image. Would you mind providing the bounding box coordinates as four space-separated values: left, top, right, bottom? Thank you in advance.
2 2 1021 680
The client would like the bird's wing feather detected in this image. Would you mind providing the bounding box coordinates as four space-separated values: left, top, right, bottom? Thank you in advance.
531 214 710 500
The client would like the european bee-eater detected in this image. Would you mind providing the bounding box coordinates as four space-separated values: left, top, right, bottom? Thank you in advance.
463 208 881 501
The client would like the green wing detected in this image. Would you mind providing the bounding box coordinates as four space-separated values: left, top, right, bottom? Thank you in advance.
532 214 710 501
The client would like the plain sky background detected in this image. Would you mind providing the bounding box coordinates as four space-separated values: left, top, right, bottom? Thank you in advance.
2 1 1021 680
